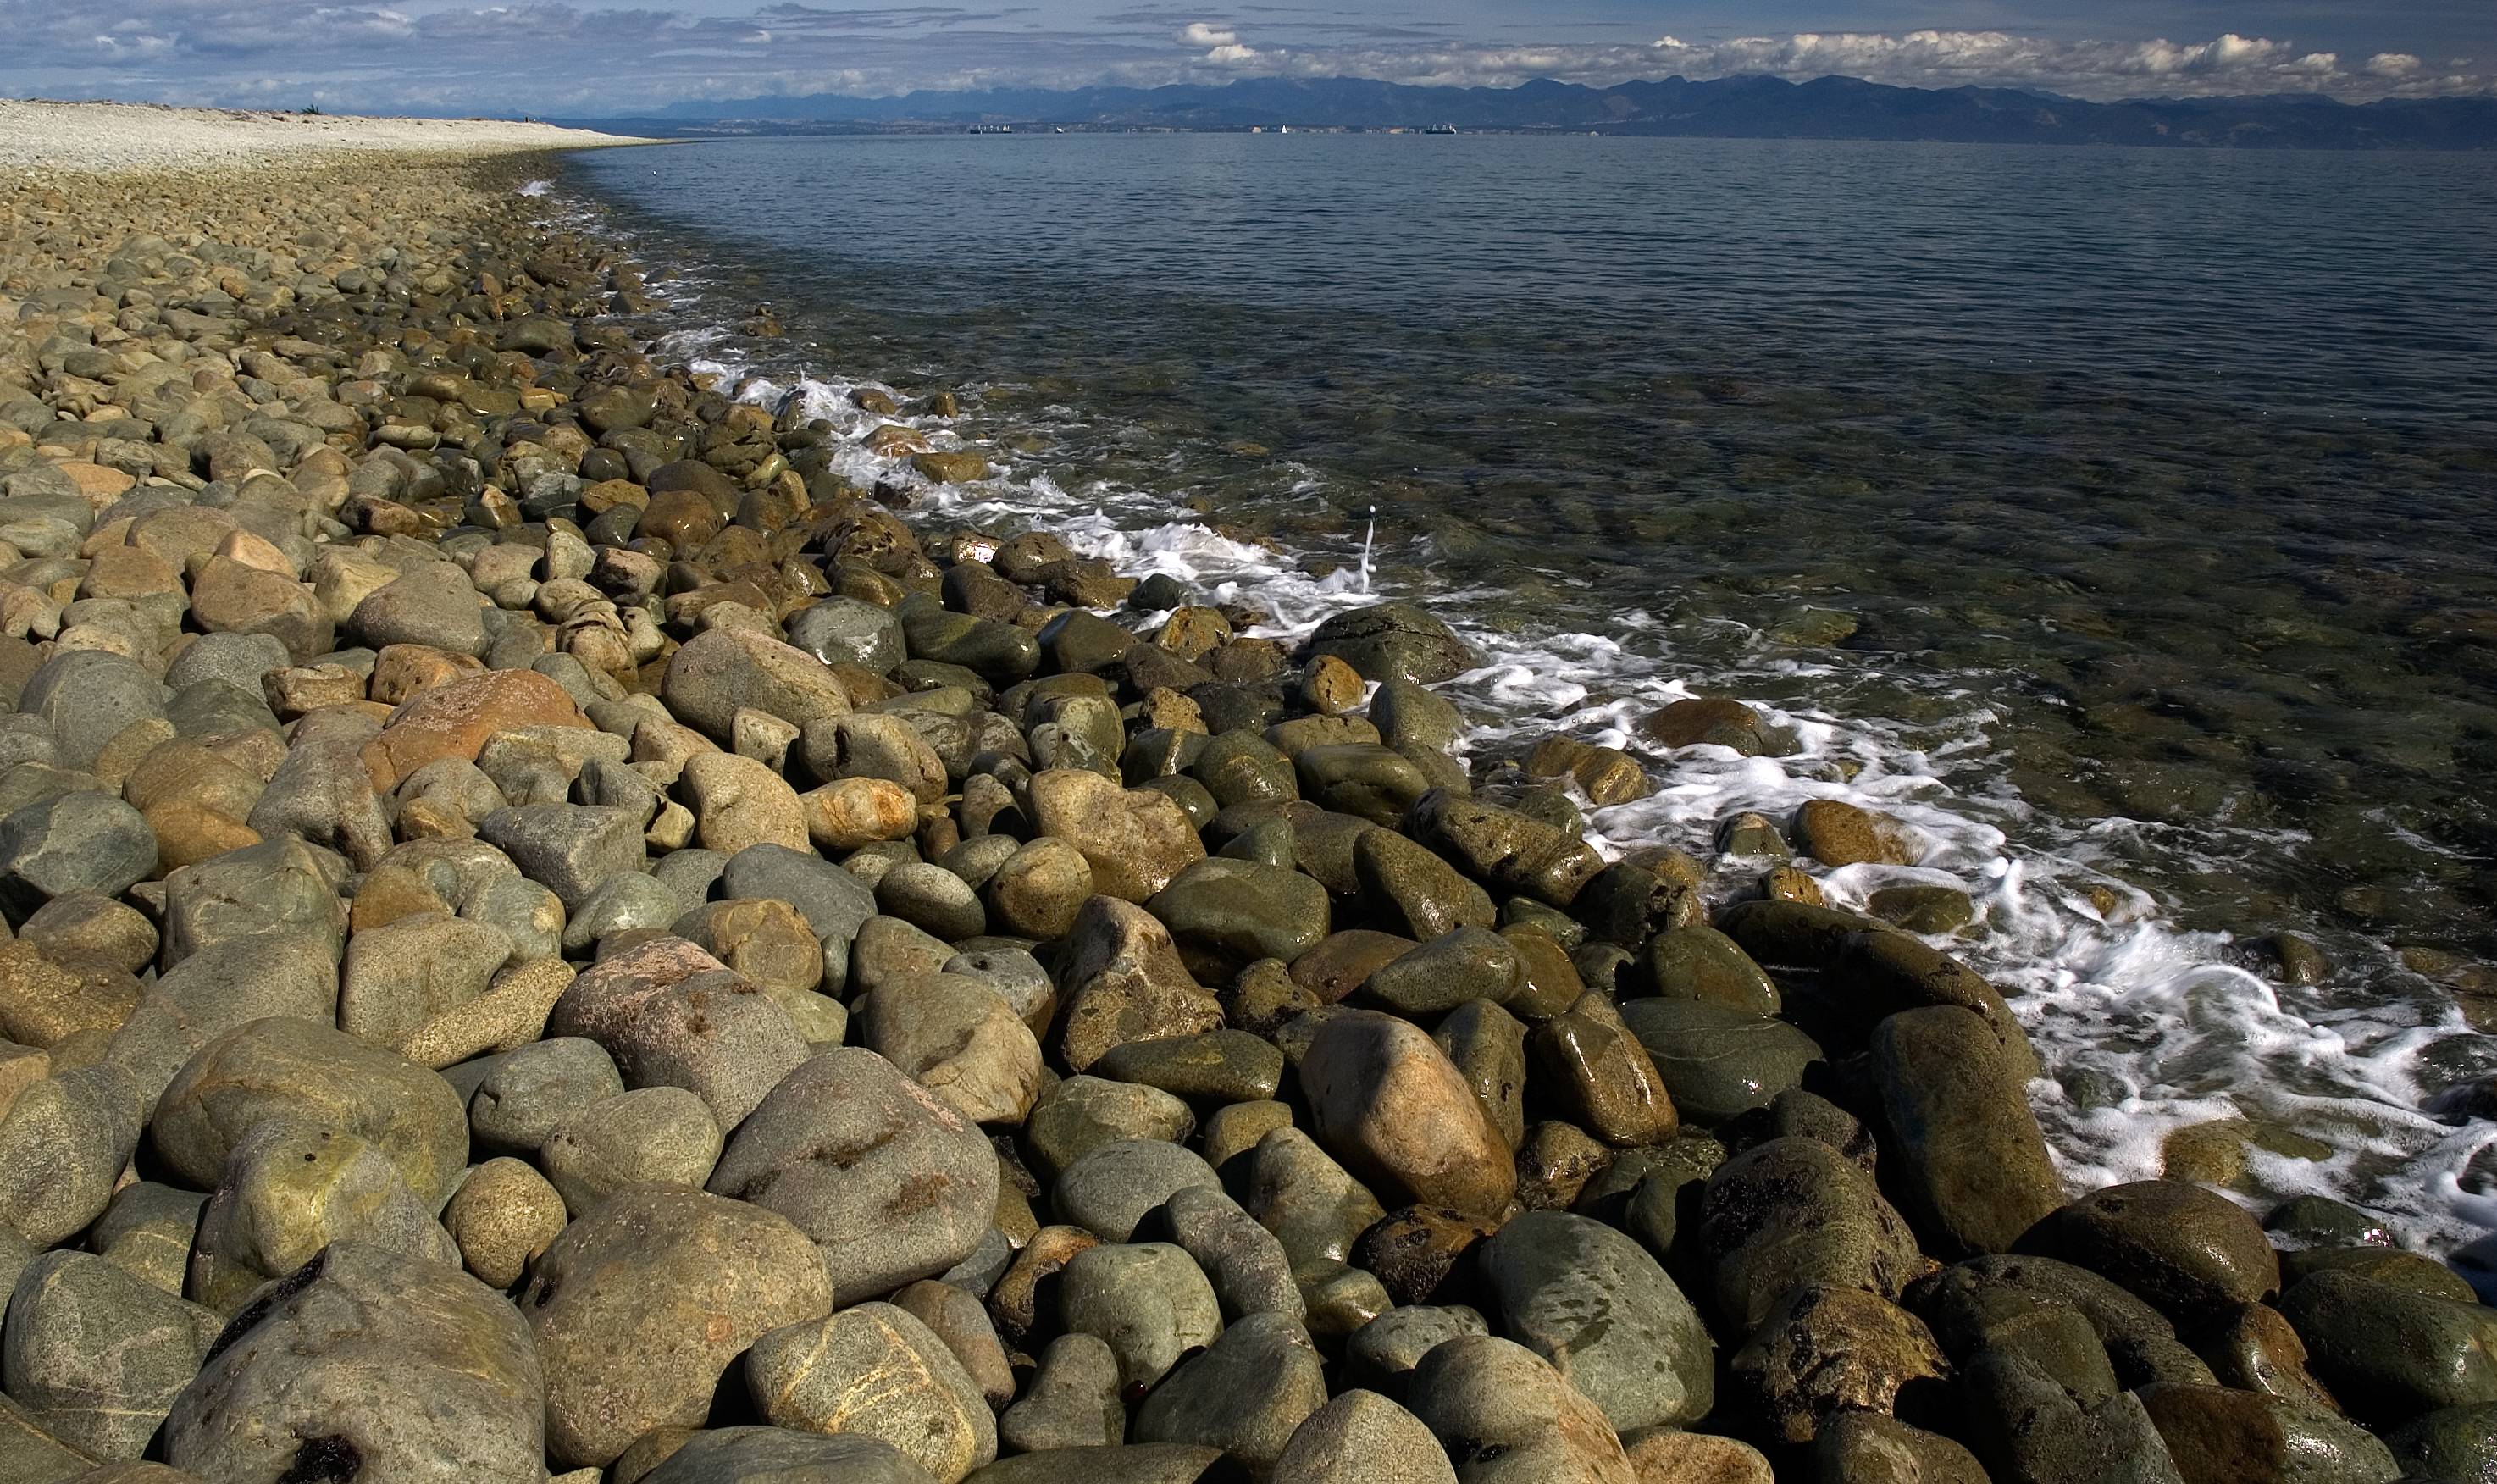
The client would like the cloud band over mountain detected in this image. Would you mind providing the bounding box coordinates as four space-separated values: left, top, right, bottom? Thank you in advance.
1 1 2486 114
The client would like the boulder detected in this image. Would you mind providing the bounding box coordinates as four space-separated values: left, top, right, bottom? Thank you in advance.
523 1188 837 1469
166 1241 545 1483
707 1048 998 1298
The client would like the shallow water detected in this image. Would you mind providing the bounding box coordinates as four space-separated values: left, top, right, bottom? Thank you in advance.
562 133 2497 1268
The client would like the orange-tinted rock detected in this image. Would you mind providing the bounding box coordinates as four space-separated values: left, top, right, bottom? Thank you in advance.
360 669 590 791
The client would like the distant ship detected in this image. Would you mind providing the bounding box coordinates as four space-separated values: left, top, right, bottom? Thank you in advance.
1424 123 1459 135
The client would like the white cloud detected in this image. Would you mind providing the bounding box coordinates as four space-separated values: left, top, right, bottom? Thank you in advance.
0 2 2486 113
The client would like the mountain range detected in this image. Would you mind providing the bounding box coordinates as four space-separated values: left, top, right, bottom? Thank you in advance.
574 74 2497 149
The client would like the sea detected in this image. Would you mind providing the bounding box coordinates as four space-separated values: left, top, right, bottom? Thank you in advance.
553 131 2497 1276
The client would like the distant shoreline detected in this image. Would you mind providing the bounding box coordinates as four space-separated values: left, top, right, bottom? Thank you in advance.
0 97 660 176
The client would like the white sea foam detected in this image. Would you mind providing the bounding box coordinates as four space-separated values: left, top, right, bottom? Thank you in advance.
517 178 554 197
681 344 2496 1285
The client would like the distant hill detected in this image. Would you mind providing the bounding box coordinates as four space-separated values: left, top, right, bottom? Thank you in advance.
574 73 2497 149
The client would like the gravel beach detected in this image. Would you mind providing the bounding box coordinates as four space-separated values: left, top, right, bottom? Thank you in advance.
0 98 644 174
0 99 2487 1484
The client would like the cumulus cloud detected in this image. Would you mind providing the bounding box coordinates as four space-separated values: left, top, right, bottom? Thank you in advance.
0 0 2485 113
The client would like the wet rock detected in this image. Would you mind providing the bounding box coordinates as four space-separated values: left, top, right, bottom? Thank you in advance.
1866 884 1977 935
1309 603 1478 687
746 1302 998 1484
1636 696 1790 757
1148 856 1330 981
1363 927 1516 1018
167 1241 545 1482
1300 1010 1515 1217
1094 1029 1284 1105
1908 1253 2217 1393
1729 1284 1948 1445
1409 789 1603 908
523 1188 836 1469
1639 928 1778 1016
1531 993 1679 1147
2384 1403 2497 1483
707 1048 998 1298
1870 1005 2064 1256
1811 1414 1990 1484
1697 1136 1931 1332
2277 1269 2497 1421
1476 1210 1715 1431
1617 998 1822 1127
1433 998 1527 1152
2135 1382 2397 1484
2018 1181 2280 1328
1354 827 1493 940
1962 1348 2186 1484
1792 799 1916 867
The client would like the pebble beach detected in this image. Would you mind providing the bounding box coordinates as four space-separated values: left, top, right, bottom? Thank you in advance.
0 101 2490 1484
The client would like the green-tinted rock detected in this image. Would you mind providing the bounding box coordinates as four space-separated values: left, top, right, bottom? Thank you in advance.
1871 1005 2064 1256
1094 1030 1283 1104
2279 1270 2497 1422
1618 997 1821 1127
1639 927 1778 1015
1476 1210 1715 1431
1147 857 1329 981
1309 604 1478 687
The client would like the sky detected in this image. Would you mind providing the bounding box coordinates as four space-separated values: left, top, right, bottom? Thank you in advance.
0 0 2488 116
